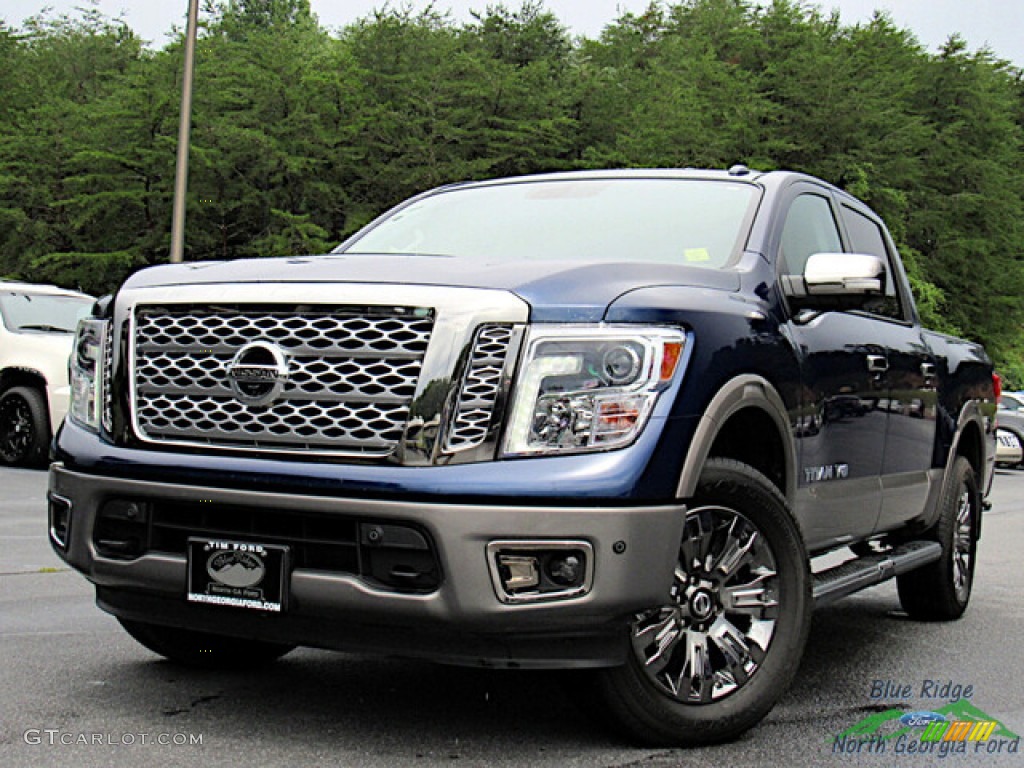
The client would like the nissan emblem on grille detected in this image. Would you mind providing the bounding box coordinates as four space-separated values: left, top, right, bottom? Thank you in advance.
226 342 290 406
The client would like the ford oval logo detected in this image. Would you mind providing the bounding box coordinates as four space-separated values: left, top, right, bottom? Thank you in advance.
899 711 947 728
226 341 289 406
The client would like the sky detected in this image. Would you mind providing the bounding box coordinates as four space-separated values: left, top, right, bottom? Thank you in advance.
3 0 1023 65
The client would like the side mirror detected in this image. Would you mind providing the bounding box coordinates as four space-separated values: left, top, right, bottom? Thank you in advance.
804 253 885 296
783 253 886 313
92 294 114 319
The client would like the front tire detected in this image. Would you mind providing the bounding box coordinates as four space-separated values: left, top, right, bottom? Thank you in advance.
897 455 979 621
0 386 50 466
591 459 812 746
118 618 295 668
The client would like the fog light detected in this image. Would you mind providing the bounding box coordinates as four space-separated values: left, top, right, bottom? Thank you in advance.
547 552 584 587
497 555 540 592
487 541 594 604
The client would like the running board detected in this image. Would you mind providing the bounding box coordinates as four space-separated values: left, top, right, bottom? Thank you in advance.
813 540 942 608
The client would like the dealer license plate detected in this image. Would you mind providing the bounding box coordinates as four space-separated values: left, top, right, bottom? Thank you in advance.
187 538 289 612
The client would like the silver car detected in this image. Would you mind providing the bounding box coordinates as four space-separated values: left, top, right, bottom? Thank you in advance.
997 392 1024 468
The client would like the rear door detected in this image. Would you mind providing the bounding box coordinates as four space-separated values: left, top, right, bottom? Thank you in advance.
836 203 937 532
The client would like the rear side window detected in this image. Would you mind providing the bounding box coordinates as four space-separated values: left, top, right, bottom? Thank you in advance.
840 205 904 320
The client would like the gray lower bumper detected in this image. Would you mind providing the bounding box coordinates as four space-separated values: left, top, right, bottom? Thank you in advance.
49 464 687 668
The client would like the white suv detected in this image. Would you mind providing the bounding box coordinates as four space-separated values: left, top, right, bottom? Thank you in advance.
0 282 94 466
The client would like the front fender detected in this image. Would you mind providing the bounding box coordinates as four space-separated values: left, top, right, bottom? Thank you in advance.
674 374 797 503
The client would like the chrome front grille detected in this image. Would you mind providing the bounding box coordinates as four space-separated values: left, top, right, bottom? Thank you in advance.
131 306 434 456
446 325 514 452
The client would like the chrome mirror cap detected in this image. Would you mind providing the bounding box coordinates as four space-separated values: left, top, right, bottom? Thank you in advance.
804 252 885 296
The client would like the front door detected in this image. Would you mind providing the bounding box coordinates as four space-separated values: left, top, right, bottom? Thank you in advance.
777 188 888 550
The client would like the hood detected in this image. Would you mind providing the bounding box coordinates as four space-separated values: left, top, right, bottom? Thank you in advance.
122 254 741 322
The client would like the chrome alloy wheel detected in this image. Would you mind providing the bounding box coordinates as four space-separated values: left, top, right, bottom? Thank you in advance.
0 394 32 463
631 505 780 704
952 487 974 602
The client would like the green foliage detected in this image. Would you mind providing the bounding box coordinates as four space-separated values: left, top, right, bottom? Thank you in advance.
0 0 1022 375
28 250 143 295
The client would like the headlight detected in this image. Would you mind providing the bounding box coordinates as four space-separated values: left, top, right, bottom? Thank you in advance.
501 326 686 456
69 318 107 432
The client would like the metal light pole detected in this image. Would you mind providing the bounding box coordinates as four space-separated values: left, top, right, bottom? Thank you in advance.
169 0 200 264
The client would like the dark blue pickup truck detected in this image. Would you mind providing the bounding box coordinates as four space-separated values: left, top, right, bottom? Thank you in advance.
50 168 997 745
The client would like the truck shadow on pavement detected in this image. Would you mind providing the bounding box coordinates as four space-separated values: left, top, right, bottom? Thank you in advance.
94 585 974 758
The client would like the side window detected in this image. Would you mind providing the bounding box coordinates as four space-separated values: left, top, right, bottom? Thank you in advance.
779 194 842 277
841 205 903 320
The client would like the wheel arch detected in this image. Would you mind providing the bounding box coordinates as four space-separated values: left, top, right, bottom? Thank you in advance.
675 375 797 503
945 405 988 540
953 419 985 477
0 364 53 408
0 367 51 407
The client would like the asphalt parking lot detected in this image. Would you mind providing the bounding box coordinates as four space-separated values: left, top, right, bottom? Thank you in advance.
1 465 1022 768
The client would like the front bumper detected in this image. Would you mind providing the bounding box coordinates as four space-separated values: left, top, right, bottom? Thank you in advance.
49 463 687 668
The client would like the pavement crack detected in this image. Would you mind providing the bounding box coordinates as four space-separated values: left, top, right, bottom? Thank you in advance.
191 693 221 708
162 692 221 717
603 752 677 767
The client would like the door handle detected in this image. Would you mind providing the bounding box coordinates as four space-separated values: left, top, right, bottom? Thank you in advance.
921 362 937 378
866 355 889 374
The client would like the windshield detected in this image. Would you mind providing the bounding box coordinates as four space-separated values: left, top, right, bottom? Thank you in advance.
340 178 757 269
0 291 94 334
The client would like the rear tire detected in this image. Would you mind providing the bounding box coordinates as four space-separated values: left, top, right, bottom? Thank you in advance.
0 386 50 466
589 459 811 746
118 618 295 668
897 455 978 621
